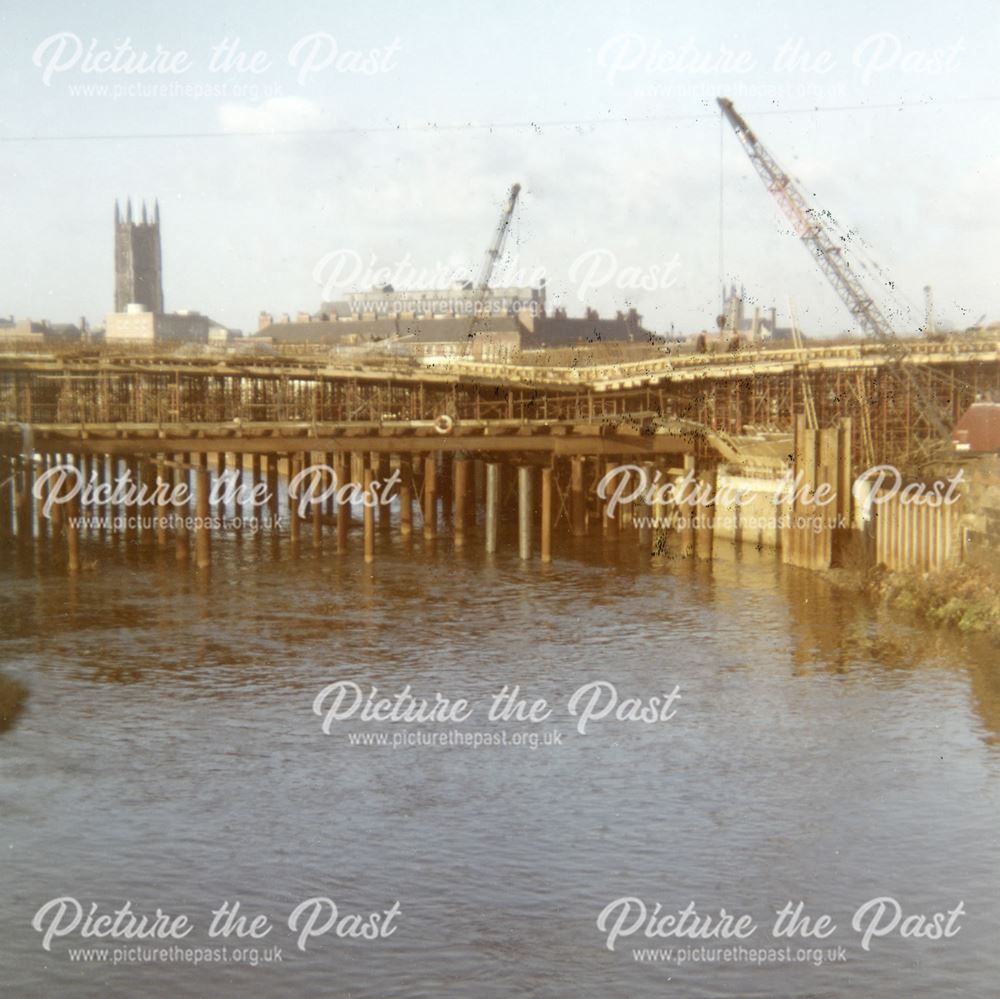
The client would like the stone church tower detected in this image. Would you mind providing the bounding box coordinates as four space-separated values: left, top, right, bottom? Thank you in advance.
114 199 163 313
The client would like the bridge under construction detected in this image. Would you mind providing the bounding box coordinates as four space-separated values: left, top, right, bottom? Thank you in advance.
3 95 998 576
1 337 997 574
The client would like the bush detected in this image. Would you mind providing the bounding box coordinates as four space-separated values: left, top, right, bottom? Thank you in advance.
865 564 1000 644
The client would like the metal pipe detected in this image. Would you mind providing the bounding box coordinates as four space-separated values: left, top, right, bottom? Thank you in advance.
518 465 532 560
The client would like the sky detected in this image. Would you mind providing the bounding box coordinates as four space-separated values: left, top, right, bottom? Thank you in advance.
1 0 998 337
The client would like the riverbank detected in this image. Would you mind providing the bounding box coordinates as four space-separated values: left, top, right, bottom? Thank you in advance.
860 563 1000 645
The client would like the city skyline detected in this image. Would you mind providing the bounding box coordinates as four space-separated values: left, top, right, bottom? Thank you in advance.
2 1 998 336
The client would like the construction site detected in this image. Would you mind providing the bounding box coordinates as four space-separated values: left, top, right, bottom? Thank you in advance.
2 98 999 582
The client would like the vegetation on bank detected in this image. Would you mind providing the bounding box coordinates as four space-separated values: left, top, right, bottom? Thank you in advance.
863 563 1000 644
0 674 28 734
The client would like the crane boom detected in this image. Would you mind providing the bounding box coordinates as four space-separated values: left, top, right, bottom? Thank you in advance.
716 97 952 449
476 182 521 291
466 182 521 350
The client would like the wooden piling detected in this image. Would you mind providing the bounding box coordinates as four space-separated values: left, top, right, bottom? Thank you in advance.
312 452 323 550
234 452 245 537
106 456 116 539
175 458 189 561
541 466 552 563
34 453 49 539
818 427 839 569
571 457 585 537
680 455 696 558
485 462 500 554
125 457 139 547
267 454 279 532
473 459 485 515
157 454 170 548
324 452 335 517
399 454 413 537
440 452 453 526
423 454 436 540
377 453 391 535
66 473 80 574
16 452 33 544
604 459 618 540
363 462 375 564
0 453 12 540
652 461 667 545
49 453 64 540
213 452 223 519
140 459 155 544
196 455 210 569
621 464 633 531
289 453 301 548
465 457 477 527
336 452 349 552
695 467 716 560
638 461 654 552
251 453 261 511
454 457 468 547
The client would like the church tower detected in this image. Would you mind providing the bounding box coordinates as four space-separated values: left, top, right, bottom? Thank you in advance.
114 198 163 313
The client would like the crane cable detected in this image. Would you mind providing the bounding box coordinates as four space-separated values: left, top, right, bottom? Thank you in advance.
717 107 725 321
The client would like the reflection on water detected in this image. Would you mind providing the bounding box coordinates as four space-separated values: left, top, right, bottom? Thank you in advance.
1 526 999 998
0 673 28 733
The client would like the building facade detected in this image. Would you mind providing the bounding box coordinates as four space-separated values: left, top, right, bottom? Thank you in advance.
104 306 211 344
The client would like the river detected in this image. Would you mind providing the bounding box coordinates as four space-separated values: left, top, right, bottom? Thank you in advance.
2 526 999 997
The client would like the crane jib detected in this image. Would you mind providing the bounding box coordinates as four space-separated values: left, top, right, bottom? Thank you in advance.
715 95 954 454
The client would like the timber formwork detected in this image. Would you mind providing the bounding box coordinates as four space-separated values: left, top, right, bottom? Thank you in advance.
1 339 997 466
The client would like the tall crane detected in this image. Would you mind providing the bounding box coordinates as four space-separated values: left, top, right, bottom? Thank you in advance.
716 98 953 457
467 182 521 346
923 285 936 335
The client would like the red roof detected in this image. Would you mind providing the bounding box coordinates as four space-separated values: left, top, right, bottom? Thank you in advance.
952 401 1000 453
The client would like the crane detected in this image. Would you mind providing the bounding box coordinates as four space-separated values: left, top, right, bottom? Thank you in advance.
716 98 953 458
466 182 521 347
923 285 936 336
